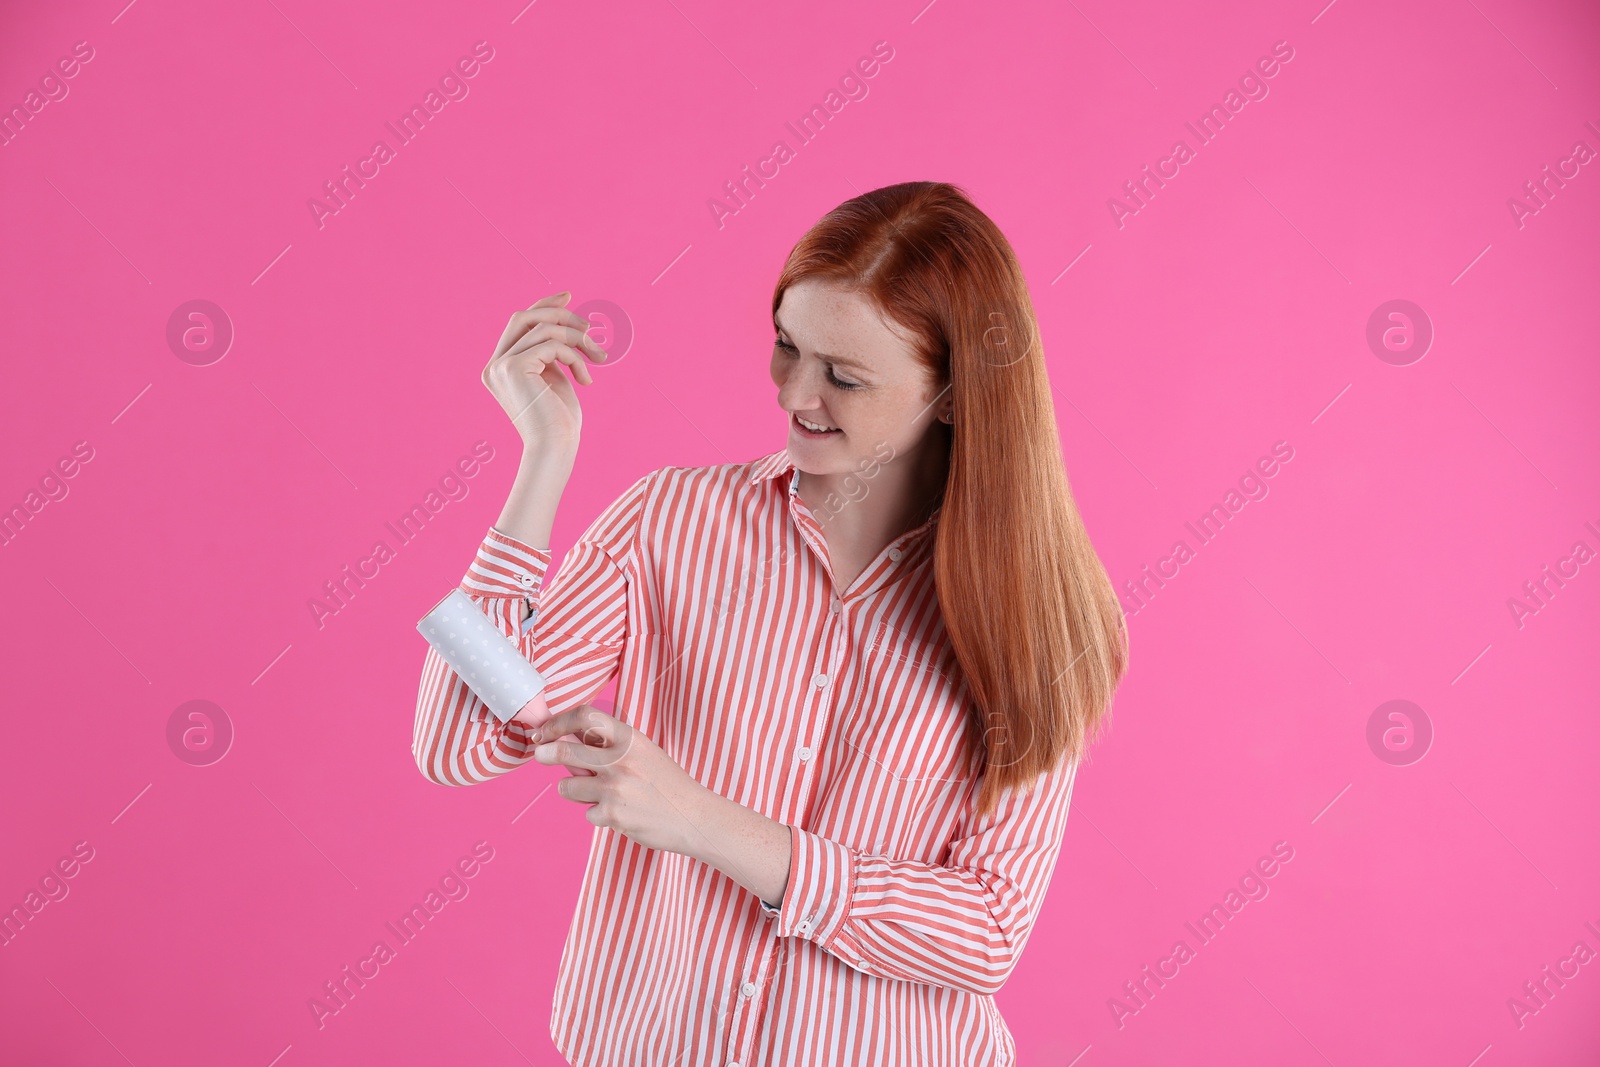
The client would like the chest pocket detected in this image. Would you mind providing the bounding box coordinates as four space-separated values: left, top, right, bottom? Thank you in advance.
839 620 974 783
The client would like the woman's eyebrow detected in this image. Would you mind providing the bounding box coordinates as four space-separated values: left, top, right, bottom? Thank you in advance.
774 314 873 372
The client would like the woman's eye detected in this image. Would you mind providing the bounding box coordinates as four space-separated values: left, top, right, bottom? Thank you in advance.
775 337 860 390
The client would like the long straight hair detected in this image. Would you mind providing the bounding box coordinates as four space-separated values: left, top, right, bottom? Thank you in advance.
773 181 1129 821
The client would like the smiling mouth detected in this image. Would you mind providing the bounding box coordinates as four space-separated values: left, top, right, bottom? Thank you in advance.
792 413 842 436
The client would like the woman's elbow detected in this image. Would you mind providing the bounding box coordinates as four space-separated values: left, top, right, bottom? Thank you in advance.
962 954 1016 997
966 921 1043 998
413 746 453 787
412 739 478 788
952 931 1027 996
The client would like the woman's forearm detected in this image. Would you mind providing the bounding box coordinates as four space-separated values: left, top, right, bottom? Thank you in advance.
682 789 794 908
494 444 578 550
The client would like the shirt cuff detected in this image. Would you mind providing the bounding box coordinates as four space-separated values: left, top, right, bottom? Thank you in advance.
462 526 552 598
769 826 855 946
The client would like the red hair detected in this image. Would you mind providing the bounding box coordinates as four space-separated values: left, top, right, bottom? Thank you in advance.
773 181 1129 820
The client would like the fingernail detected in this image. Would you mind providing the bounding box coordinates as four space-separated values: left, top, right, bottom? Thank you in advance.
529 728 543 743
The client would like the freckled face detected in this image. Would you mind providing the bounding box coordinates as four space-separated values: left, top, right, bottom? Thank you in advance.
770 279 949 476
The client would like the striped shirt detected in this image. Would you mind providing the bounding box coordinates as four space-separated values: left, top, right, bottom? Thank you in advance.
412 447 1079 1067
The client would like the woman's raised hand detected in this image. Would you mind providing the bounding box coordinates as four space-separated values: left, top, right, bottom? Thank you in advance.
481 291 608 452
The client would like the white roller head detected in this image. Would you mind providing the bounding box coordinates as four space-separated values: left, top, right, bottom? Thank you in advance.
417 588 548 724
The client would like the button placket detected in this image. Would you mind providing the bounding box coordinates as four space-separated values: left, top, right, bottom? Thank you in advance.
726 957 771 1067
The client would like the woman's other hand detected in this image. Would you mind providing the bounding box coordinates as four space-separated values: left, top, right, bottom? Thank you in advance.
531 705 713 855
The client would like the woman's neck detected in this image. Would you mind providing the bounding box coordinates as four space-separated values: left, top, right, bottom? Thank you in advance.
797 427 950 557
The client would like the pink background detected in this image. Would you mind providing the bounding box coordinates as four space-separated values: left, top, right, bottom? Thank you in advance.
2 0 1598 1063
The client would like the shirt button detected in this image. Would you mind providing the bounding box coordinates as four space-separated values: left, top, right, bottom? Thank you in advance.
813 672 828 687
798 746 813 762
888 548 903 562
830 599 841 614
740 981 757 998
796 919 812 934
517 573 536 588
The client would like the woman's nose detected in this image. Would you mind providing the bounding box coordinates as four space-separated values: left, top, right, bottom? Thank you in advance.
776 357 825 407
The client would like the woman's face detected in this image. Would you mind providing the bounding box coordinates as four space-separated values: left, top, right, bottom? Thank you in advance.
769 278 951 476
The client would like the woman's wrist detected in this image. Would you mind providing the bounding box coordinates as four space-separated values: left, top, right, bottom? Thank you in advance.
678 785 793 906
494 442 578 549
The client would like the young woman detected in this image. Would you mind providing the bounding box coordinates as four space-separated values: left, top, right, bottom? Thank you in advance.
412 181 1128 1066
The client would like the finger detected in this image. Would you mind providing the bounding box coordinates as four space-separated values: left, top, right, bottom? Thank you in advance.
543 705 627 752
490 312 594 369
532 705 617 747
491 301 564 363
533 737 609 772
504 323 608 369
500 337 595 387
549 731 596 775
489 298 594 363
555 775 601 805
547 709 634 772
490 343 588 405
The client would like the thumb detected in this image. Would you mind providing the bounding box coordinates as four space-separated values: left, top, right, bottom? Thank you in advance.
531 290 573 309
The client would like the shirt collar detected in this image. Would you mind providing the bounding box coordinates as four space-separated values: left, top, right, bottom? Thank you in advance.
747 448 795 484
747 448 944 534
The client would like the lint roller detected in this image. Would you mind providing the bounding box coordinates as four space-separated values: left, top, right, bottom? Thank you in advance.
417 588 550 724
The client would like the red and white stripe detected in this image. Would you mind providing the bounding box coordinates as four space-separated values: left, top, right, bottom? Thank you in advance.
413 448 1079 1067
